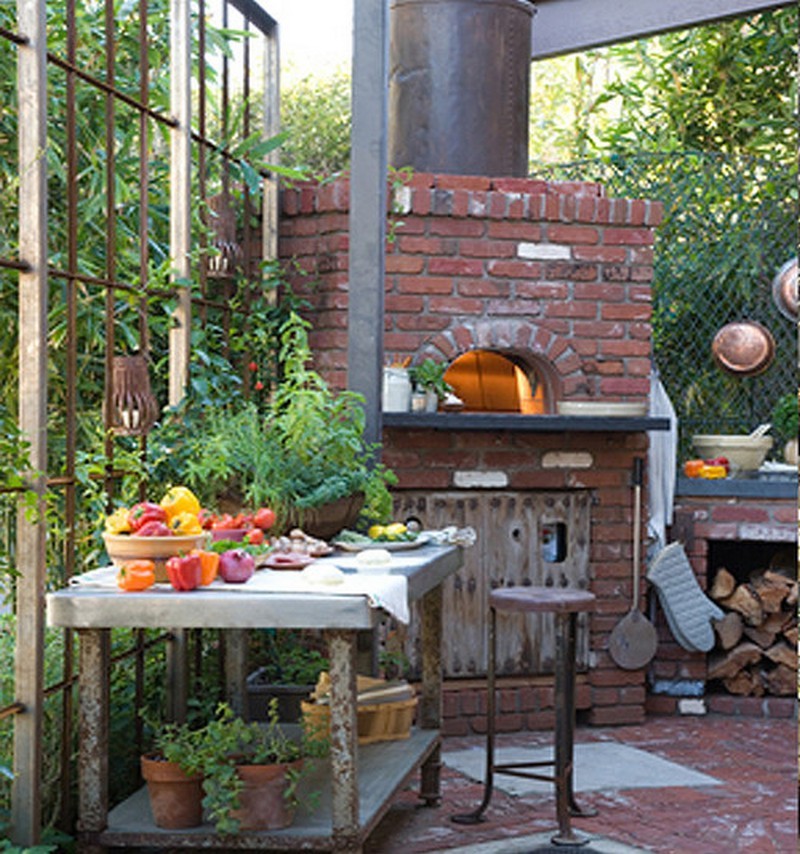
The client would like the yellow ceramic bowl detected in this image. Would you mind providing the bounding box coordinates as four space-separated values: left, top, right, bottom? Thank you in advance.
103 532 210 582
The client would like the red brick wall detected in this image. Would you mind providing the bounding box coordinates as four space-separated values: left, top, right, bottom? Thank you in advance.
278 172 665 728
279 173 662 400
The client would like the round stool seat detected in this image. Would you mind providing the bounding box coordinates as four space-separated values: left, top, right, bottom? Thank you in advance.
490 586 596 615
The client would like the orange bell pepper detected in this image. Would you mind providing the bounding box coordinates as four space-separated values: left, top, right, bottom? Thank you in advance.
191 549 220 586
683 459 705 478
116 560 156 592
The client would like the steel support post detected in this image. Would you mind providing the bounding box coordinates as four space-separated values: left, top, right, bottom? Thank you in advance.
348 0 389 447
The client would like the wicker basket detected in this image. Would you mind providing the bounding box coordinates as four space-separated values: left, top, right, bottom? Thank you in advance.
301 696 417 745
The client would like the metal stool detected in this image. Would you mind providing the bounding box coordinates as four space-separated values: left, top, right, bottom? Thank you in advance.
453 586 597 846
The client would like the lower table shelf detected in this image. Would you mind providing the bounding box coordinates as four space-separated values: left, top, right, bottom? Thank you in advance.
97 728 441 850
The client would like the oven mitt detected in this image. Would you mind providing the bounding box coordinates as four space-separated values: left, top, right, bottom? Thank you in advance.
646 542 723 653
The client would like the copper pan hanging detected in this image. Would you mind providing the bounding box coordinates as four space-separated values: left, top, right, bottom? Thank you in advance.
772 257 797 321
711 320 775 377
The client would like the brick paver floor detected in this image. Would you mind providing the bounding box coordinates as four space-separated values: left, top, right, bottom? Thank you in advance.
364 713 797 853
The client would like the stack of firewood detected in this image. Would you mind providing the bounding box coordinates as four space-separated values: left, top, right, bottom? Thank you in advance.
708 566 798 696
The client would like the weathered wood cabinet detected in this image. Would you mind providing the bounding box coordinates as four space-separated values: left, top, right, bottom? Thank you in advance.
395 490 592 678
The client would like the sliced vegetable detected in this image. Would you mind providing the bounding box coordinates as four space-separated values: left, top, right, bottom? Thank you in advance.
116 560 155 591
165 554 202 591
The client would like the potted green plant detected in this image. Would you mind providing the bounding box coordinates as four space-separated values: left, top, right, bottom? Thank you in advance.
141 722 206 829
150 700 326 835
150 311 396 536
246 629 329 723
409 358 452 412
771 392 799 464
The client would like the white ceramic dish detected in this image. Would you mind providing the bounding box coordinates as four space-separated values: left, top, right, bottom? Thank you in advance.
335 533 431 553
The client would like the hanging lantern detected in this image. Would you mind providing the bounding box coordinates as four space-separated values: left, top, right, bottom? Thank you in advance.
206 191 243 278
110 354 160 436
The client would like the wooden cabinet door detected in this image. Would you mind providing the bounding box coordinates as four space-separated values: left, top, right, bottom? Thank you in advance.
394 490 591 678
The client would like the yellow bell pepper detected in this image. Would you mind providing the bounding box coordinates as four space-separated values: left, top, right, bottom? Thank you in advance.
169 511 203 535
160 486 201 520
105 506 131 534
699 464 727 479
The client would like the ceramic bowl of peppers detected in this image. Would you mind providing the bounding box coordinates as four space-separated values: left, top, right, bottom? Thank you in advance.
104 486 211 582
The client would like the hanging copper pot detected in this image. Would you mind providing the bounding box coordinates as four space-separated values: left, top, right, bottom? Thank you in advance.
711 320 775 377
772 257 797 321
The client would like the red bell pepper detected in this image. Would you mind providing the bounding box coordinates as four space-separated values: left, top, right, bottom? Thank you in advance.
165 553 202 591
128 502 168 532
134 520 172 537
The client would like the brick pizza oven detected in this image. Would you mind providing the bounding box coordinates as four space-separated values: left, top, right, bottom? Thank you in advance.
278 171 672 730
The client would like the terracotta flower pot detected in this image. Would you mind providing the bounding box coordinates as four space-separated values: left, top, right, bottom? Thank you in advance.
141 754 203 829
231 759 303 831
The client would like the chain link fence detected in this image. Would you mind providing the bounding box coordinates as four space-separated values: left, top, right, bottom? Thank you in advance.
533 152 797 458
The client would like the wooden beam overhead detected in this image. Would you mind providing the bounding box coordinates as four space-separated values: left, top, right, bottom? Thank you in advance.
530 0 794 59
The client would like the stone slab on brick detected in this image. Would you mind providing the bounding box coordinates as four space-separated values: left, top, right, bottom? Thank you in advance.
517 242 570 260
453 470 509 488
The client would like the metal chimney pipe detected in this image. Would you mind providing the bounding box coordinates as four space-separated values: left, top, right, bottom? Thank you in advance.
389 0 534 177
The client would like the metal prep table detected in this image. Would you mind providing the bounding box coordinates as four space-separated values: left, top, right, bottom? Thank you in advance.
46 544 462 853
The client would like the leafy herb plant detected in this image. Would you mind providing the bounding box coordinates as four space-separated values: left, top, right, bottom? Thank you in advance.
154 700 326 836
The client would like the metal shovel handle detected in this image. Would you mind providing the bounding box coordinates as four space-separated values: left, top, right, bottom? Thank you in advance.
632 457 643 607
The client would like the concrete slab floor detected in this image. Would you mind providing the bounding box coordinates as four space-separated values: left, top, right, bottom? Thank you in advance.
363 713 797 854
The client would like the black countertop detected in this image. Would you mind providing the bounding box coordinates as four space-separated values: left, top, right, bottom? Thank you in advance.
675 474 797 500
382 412 671 432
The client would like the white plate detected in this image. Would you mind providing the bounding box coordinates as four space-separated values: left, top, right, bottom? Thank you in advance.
335 533 431 553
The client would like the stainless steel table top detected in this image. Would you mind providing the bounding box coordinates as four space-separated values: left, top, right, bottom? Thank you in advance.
46 544 461 630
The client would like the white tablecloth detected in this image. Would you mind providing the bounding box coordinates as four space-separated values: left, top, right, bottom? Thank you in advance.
70 562 410 623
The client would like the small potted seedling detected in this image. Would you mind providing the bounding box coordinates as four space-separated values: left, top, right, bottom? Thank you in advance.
409 359 451 413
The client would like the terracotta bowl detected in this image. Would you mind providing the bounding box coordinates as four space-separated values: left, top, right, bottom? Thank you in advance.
103 532 210 582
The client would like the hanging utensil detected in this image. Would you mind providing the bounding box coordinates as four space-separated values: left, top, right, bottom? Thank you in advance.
772 257 798 321
608 458 658 670
711 320 775 377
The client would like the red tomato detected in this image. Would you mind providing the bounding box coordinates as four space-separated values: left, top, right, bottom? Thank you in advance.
232 512 253 529
198 509 217 530
246 528 265 545
253 507 276 531
212 513 236 530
